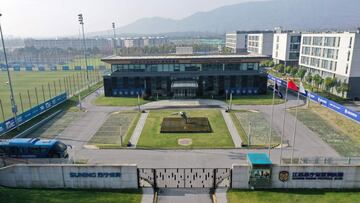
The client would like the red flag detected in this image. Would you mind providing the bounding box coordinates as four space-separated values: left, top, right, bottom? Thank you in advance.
287 80 299 91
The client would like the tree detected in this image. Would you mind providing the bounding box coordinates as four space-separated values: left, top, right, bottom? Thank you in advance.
313 74 323 92
296 68 307 81
274 64 284 73
290 67 298 77
335 80 342 94
285 66 292 74
324 77 335 91
305 73 313 84
340 82 349 98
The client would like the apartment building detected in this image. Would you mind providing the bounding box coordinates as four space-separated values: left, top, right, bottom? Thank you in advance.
299 30 360 98
24 38 113 52
272 31 302 67
225 31 248 53
247 31 274 56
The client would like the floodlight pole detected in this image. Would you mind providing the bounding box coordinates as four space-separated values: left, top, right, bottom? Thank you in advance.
78 14 90 90
0 13 18 128
112 22 117 55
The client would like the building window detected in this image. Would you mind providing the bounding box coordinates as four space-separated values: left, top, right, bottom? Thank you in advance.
324 37 336 47
349 37 353 48
345 64 349 74
347 51 351 61
303 36 312 45
290 36 301 43
289 53 299 60
312 37 323 46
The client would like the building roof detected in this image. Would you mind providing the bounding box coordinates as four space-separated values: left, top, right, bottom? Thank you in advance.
247 153 272 165
102 54 268 61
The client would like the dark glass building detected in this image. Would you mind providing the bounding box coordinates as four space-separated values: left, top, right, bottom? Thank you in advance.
101 55 269 98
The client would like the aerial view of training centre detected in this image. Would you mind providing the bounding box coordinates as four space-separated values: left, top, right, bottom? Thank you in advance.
1 0 360 203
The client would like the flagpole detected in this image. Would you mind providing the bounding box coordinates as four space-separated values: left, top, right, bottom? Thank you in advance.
290 89 301 164
279 81 289 165
268 80 276 158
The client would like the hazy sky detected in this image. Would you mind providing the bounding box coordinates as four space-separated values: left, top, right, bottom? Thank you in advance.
0 0 263 38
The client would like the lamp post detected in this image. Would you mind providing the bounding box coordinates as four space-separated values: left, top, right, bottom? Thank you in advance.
112 22 117 55
0 13 18 128
78 14 89 89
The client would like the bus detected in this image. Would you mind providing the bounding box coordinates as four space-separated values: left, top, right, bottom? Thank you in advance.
0 138 69 158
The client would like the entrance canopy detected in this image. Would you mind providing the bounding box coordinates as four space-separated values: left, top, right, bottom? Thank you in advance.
247 153 272 166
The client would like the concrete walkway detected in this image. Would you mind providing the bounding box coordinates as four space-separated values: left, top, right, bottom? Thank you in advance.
157 188 212 203
221 110 242 148
141 188 154 203
129 112 149 147
216 189 228 203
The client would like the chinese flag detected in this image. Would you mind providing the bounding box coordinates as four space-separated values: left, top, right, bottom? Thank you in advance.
287 80 299 91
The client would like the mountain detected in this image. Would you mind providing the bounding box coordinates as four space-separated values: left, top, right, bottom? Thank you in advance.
114 0 360 34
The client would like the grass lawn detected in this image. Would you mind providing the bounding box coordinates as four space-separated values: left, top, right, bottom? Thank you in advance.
93 96 149 106
137 109 234 149
89 111 140 147
230 110 281 146
0 187 142 203
227 189 360 203
291 103 360 156
228 92 284 105
0 71 100 121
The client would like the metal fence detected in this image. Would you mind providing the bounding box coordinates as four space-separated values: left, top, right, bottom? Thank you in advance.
0 70 103 122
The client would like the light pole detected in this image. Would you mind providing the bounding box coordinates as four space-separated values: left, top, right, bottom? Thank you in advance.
78 14 89 90
112 22 117 55
0 13 18 128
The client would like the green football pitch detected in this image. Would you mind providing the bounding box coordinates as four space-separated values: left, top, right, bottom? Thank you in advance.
0 71 101 121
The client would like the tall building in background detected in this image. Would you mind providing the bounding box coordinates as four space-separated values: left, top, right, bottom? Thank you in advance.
247 31 274 56
24 38 113 52
299 30 360 98
225 31 248 53
272 30 302 67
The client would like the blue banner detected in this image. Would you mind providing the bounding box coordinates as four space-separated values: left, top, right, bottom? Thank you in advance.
267 74 287 87
112 88 144 97
25 64 33 71
225 88 259 95
309 92 360 123
62 66 69 71
13 64 20 71
75 66 82 71
38 65 45 71
0 92 68 135
87 66 94 71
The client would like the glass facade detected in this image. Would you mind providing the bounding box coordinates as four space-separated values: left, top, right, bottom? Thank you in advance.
104 58 267 98
111 63 259 73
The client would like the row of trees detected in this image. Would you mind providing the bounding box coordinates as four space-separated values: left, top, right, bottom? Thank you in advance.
262 60 349 98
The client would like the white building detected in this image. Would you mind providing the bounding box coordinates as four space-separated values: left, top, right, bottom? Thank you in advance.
299 30 360 98
247 31 274 56
272 32 301 67
225 31 248 53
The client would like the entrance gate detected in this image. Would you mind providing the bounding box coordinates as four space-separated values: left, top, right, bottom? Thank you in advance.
138 168 231 189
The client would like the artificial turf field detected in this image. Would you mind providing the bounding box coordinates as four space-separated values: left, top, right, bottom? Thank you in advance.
227 189 360 203
0 71 100 121
0 187 142 203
